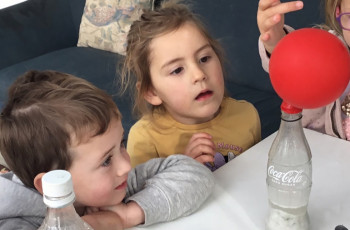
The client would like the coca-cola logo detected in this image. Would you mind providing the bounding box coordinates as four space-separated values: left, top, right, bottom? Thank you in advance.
268 165 303 185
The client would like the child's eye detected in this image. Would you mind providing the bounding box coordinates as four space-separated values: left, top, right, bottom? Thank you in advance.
200 56 210 63
102 155 112 167
170 67 183 75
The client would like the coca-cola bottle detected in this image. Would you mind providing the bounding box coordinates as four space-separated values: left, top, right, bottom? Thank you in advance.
266 102 312 230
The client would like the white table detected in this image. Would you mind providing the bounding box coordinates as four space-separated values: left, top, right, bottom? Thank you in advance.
130 129 350 230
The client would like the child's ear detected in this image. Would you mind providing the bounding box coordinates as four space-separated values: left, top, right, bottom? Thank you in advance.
336 6 340 17
33 172 46 195
144 87 162 106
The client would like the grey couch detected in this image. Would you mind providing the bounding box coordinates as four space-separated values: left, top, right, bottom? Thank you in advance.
0 0 322 140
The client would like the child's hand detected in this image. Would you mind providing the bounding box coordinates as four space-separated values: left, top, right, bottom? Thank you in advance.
82 210 124 230
257 0 303 53
184 132 215 164
100 201 145 228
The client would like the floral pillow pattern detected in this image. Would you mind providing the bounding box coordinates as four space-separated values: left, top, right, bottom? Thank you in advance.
77 0 151 55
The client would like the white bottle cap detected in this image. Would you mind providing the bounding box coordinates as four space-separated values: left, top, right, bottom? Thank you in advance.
42 170 75 208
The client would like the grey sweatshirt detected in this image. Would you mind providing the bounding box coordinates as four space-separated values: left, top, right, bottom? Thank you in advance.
0 154 214 229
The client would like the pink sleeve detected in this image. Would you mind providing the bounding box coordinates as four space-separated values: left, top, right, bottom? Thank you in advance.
258 25 295 73
302 100 346 139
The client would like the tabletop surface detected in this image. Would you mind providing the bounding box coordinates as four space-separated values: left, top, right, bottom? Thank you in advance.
130 129 350 230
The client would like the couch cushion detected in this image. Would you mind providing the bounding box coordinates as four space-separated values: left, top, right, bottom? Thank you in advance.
0 0 80 70
0 47 136 136
68 0 86 35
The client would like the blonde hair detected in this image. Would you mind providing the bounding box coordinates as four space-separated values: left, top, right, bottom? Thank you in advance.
120 0 225 118
322 0 342 35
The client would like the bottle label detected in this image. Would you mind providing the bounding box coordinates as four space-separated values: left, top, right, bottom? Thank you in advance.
267 164 311 188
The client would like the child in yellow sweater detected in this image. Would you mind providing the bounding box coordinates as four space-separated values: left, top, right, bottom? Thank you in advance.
122 0 261 170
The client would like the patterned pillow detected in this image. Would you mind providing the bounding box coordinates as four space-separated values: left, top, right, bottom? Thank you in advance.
77 0 152 55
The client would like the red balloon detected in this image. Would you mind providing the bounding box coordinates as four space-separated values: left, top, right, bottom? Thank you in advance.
269 28 350 109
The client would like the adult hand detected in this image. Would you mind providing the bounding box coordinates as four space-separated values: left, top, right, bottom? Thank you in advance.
184 132 215 164
257 0 303 53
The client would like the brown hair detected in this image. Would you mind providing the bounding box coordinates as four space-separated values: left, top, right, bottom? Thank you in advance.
120 0 225 117
0 70 120 188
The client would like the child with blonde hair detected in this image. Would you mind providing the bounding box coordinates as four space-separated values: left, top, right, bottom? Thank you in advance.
121 0 261 170
257 0 350 140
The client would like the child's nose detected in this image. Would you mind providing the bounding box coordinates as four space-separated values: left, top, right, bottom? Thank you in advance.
116 151 131 176
191 65 207 83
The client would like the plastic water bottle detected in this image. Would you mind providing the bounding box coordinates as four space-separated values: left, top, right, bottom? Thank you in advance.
266 102 312 230
38 170 94 230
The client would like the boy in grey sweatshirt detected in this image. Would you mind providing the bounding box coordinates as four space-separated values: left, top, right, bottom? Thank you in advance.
0 70 214 229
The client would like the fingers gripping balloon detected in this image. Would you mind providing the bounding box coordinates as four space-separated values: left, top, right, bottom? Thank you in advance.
269 28 350 111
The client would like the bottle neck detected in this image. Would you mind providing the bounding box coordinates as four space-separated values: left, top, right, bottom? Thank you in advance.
46 203 77 216
281 111 302 122
277 111 307 143
269 110 312 164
